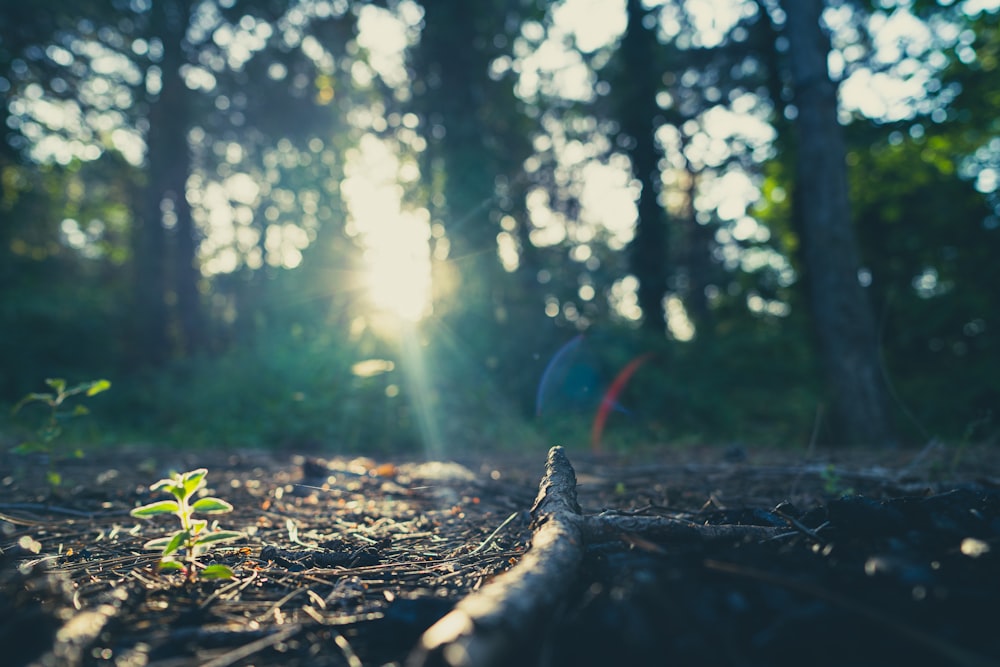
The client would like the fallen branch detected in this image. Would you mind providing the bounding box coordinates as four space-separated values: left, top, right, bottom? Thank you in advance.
582 514 786 543
408 446 584 667
407 447 804 667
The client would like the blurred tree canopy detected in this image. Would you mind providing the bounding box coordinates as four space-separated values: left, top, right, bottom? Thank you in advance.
1 0 998 451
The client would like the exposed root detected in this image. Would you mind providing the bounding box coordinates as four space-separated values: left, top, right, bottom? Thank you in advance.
408 446 584 667
582 514 786 543
409 446 809 667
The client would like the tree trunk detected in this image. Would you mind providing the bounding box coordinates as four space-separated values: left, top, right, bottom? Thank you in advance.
782 0 897 446
135 0 203 362
620 0 669 333
674 163 716 338
132 46 170 367
415 0 519 358
160 0 203 356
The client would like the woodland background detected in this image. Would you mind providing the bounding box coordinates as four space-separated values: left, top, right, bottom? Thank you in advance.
1 0 998 454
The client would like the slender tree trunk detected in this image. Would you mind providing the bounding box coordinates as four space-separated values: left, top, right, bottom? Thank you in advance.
414 0 505 339
673 159 715 338
131 205 168 366
136 0 203 360
620 0 669 333
782 0 897 446
677 214 716 335
133 39 170 366
160 0 203 355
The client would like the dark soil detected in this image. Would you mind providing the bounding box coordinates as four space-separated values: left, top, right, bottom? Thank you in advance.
1 443 999 667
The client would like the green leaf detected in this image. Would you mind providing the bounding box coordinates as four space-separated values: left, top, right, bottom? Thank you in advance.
149 478 183 496
39 425 61 443
191 497 234 514
46 471 62 487
12 441 47 455
130 500 181 517
162 530 189 557
150 475 183 496
12 393 54 414
193 530 243 546
63 379 110 398
182 469 208 497
199 564 235 580
45 378 67 394
157 560 185 572
72 405 90 417
85 379 111 397
143 536 177 550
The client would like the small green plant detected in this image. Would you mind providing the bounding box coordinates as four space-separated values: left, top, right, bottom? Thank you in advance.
131 468 243 581
11 377 111 485
820 463 855 497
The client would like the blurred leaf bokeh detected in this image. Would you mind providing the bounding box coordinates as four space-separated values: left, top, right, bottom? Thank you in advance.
2 0 998 454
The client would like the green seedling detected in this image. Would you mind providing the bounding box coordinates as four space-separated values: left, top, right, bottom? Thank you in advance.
131 468 243 581
820 463 854 497
11 378 111 486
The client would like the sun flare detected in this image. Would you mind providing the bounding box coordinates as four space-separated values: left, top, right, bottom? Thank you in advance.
342 134 433 323
363 211 432 322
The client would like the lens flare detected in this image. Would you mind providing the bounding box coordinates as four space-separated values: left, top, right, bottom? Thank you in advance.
591 352 654 453
535 334 585 417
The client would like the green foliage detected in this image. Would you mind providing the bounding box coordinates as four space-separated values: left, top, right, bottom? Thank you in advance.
121 328 402 450
0 156 135 401
107 317 545 454
130 468 242 581
11 378 111 485
847 122 1000 443
529 321 823 450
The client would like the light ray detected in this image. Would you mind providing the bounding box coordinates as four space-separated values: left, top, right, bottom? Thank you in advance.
397 321 443 458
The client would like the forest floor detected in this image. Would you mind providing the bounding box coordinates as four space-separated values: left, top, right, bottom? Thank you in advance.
1 442 999 667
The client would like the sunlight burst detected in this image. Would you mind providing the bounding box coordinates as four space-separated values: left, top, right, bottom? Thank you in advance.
363 210 432 322
341 134 432 323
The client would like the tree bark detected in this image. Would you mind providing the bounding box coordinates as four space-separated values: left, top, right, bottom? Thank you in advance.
133 0 203 364
158 0 204 356
413 0 502 332
620 0 670 333
133 78 169 367
781 0 897 446
583 514 783 543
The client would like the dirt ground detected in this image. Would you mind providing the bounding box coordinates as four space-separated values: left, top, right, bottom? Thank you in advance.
1 442 999 667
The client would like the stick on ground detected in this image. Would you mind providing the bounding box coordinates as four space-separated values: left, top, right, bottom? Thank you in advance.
582 514 786 543
407 446 584 667
407 446 802 667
